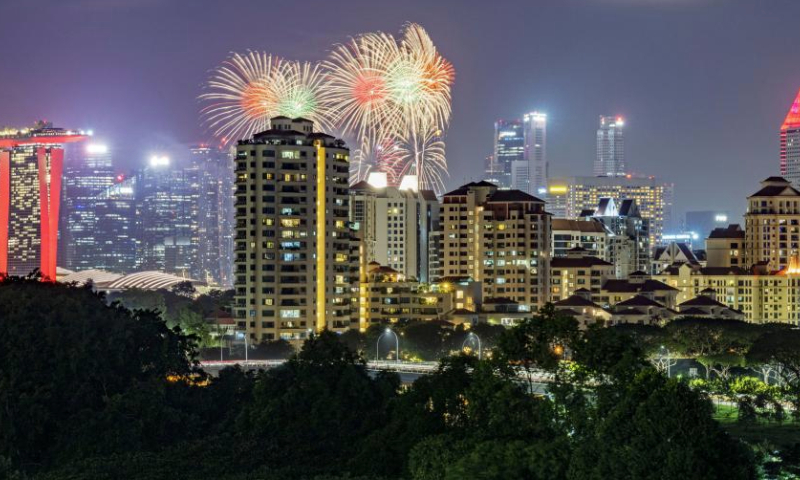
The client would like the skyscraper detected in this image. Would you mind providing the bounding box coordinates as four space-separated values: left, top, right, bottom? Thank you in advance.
191 145 234 287
780 88 800 187
94 175 138 272
595 116 625 177
0 125 86 280
136 155 199 277
493 119 524 189
61 143 115 271
524 111 547 196
233 117 354 342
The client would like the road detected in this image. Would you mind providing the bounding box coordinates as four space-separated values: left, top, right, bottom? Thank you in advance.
199 359 553 393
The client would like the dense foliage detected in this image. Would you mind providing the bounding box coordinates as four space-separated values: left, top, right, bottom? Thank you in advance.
0 279 771 479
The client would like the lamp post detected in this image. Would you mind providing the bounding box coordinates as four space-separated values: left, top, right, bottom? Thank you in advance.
237 331 249 363
376 328 400 363
461 332 482 360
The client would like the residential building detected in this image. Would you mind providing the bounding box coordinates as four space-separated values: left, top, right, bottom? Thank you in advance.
550 248 614 301
744 176 800 271
440 181 551 310
0 125 87 280
349 182 439 281
581 198 651 277
524 111 547 196
654 263 800 324
356 263 481 328
547 175 672 244
780 88 800 187
652 242 700 274
233 117 354 342
706 224 745 268
595 115 625 177
551 218 609 259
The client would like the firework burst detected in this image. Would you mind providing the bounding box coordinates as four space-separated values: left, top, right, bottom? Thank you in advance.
200 24 454 195
201 52 334 142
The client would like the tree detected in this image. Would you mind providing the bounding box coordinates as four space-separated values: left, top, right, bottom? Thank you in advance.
0 279 197 471
568 370 756 479
251 339 295 360
238 331 400 472
493 304 579 391
747 329 800 418
400 321 451 361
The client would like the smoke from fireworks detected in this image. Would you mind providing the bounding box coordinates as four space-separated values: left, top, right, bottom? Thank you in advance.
200 24 454 194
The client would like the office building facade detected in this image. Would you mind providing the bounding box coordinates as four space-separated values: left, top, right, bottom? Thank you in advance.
524 111 547 196
780 88 800 187
595 116 625 177
233 117 354 342
191 145 234 287
94 175 139 272
136 156 199 277
61 143 116 271
492 120 524 189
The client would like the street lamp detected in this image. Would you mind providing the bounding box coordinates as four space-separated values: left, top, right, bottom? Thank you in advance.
461 332 482 360
236 331 249 363
376 328 400 363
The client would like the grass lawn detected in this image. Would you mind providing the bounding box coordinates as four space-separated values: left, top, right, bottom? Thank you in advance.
714 403 800 449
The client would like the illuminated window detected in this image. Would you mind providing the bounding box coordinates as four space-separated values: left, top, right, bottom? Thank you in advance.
280 309 301 318
280 219 300 227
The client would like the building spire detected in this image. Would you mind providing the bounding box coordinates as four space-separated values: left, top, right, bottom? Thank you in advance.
782 87 800 131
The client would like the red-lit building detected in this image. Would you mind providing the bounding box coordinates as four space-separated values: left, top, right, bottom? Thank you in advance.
0 126 86 280
780 88 800 187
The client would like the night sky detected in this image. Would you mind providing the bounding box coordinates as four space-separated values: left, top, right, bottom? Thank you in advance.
1 0 799 226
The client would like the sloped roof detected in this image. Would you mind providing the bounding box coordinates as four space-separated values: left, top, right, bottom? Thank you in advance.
102 271 205 290
602 279 677 293
708 224 744 239
551 218 607 233
679 295 728 308
442 181 497 197
551 257 613 268
554 295 603 308
615 295 665 308
487 190 544 203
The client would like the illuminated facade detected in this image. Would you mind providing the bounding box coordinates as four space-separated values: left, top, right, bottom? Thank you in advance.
524 111 547 196
191 145 234 287
492 120 524 189
0 126 86 280
94 176 138 272
61 143 115 271
654 263 800 325
233 117 354 342
595 115 625 177
136 156 199 276
547 175 673 245
744 176 800 271
440 181 551 310
349 182 439 282
780 88 800 187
